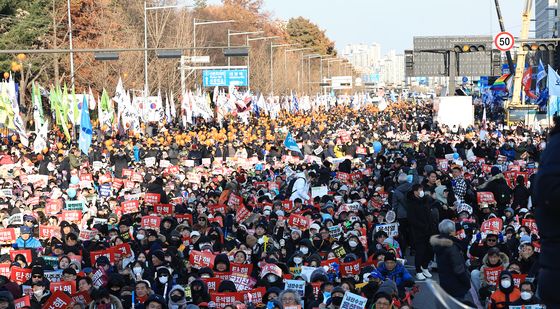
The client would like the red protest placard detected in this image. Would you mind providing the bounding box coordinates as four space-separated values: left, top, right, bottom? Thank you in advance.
45 199 63 215
42 290 72 309
10 250 32 264
59 210 82 223
481 218 503 235
350 172 363 182
211 292 244 308
189 250 215 268
242 287 267 305
321 258 341 268
201 277 222 291
522 219 539 235
112 178 124 190
0 228 16 244
230 263 253 276
512 273 527 287
228 194 242 208
39 226 61 240
122 169 133 178
26 196 40 207
260 263 283 278
0 263 10 277
154 204 173 215
477 192 496 205
339 260 361 277
131 172 143 183
311 281 322 299
503 171 517 188
10 266 31 285
121 200 140 214
356 147 367 155
208 217 224 227
165 165 180 175
175 214 193 225
109 243 132 259
268 182 279 191
90 250 111 266
282 200 294 212
481 164 492 174
336 172 350 183
288 214 310 230
50 280 76 294
78 229 98 241
141 215 162 230
236 205 251 223
209 204 227 215
144 193 161 205
14 295 30 309
80 173 93 182
71 290 92 305
484 266 504 286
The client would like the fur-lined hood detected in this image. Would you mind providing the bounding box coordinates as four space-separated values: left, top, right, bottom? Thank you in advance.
89 294 123 309
430 234 454 248
482 251 510 268
478 173 505 189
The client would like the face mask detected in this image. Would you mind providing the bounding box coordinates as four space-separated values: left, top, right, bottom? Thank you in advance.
300 247 309 255
33 289 44 298
159 275 169 284
501 279 511 289
331 296 343 306
133 267 143 274
520 291 532 300
293 257 303 265
418 191 425 198
376 164 382 169
264 210 271 216
171 295 183 302
349 240 358 248
267 274 277 282
136 234 145 240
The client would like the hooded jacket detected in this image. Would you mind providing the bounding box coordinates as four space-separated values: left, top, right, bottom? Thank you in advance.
391 182 412 219
168 285 188 309
488 271 521 309
88 294 124 309
480 252 510 287
430 234 470 298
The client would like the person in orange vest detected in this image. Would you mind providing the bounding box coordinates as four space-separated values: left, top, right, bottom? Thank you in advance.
488 270 520 309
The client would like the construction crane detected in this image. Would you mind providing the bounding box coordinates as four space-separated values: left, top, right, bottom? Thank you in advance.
494 0 538 124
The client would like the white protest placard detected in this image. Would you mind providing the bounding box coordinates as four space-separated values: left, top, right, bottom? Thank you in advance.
159 160 171 168
314 146 324 156
184 160 195 167
8 213 23 226
0 189 12 197
300 266 317 282
340 291 367 309
92 161 103 171
202 158 212 166
284 279 305 297
92 218 108 226
374 223 399 237
145 157 156 168
311 186 328 198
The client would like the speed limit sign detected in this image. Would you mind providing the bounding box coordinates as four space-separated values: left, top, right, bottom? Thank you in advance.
494 32 514 51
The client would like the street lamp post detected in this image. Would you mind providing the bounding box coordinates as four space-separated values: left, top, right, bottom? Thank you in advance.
246 36 278 90
284 48 311 94
303 54 321 94
270 43 296 94
193 19 236 86
228 30 263 68
66 0 75 88
144 1 191 95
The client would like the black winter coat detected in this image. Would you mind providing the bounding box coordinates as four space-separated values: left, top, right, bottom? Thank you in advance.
406 194 435 240
430 234 471 298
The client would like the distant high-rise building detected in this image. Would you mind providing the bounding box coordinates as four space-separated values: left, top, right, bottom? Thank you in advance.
535 0 558 38
342 43 382 73
379 50 405 86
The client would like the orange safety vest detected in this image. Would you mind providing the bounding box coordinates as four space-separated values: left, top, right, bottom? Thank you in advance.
488 287 521 309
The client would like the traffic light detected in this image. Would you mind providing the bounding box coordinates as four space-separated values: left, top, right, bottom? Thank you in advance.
522 42 556 51
454 44 486 53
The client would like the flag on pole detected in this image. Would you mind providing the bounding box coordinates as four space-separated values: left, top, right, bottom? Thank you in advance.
7 75 28 146
547 65 560 97
170 91 176 119
482 105 487 130
536 59 547 95
165 93 171 123
523 66 537 99
78 96 92 155
490 74 510 91
283 132 301 153
88 87 96 110
32 83 44 132
33 120 48 154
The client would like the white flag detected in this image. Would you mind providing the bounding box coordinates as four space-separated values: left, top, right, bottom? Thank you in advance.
170 91 176 119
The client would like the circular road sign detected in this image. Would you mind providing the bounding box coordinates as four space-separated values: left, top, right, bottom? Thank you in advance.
494 32 514 52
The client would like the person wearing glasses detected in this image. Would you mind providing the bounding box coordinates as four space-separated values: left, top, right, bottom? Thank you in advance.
278 289 301 308
23 266 50 291
90 287 124 309
469 231 511 262
371 292 396 309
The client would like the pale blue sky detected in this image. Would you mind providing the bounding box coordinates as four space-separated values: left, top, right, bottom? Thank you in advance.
206 0 529 54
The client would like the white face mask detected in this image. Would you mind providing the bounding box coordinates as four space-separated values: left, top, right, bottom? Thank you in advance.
264 210 271 216
33 289 44 297
418 191 425 198
520 291 532 300
136 234 145 240
293 257 303 265
501 279 511 289
349 240 358 248
267 274 277 282
159 275 169 284
300 247 309 255
133 267 143 274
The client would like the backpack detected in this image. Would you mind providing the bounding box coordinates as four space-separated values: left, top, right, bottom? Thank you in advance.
285 177 304 197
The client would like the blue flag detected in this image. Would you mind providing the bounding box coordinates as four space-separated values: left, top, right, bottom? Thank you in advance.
78 95 92 155
283 132 301 153
536 59 547 95
547 65 560 97
292 94 299 113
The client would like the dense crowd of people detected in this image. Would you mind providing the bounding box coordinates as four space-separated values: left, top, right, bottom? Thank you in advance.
0 97 554 309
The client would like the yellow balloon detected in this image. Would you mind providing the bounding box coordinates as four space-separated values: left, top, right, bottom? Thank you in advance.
16 54 26 62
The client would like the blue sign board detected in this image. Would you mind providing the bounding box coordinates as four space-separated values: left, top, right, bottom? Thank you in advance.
203 69 248 87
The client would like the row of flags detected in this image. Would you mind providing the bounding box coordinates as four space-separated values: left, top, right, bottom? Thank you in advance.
0 77 382 156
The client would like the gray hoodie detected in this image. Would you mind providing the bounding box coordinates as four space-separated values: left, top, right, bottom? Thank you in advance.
167 285 188 309
392 182 412 219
